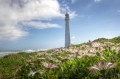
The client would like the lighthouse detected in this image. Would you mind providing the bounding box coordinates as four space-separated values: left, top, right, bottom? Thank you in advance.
65 13 71 47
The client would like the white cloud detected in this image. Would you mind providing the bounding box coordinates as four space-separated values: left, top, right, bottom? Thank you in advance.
0 0 77 41
94 0 102 2
60 4 77 18
0 0 70 41
22 21 61 29
69 11 77 19
71 36 76 40
0 25 27 40
0 0 64 21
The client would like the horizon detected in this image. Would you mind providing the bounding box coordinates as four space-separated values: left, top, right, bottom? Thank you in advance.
0 0 120 51
0 36 119 51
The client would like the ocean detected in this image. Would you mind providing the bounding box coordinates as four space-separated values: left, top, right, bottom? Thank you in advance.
0 51 18 57
0 49 48 57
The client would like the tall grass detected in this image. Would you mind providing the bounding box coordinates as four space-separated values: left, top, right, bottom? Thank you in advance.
0 49 120 79
0 52 36 79
15 49 120 79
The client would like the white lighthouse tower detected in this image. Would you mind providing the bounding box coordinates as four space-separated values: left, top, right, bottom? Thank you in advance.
65 13 71 47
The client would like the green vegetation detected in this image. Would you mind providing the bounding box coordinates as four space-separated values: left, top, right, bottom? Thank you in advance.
1 49 120 79
0 52 36 79
0 36 120 79
93 38 108 42
109 36 120 44
15 49 120 79
93 36 120 43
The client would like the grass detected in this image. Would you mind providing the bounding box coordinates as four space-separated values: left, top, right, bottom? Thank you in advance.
0 36 120 79
0 49 120 79
14 49 120 79
0 52 36 79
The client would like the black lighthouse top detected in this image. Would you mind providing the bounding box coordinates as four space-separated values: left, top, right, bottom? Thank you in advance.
65 13 69 20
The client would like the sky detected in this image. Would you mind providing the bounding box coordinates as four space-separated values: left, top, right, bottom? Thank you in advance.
0 0 120 51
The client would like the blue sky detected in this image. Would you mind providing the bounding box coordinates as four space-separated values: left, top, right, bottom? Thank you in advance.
0 0 120 50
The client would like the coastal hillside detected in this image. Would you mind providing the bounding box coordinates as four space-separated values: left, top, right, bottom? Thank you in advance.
0 36 120 79
93 36 120 43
